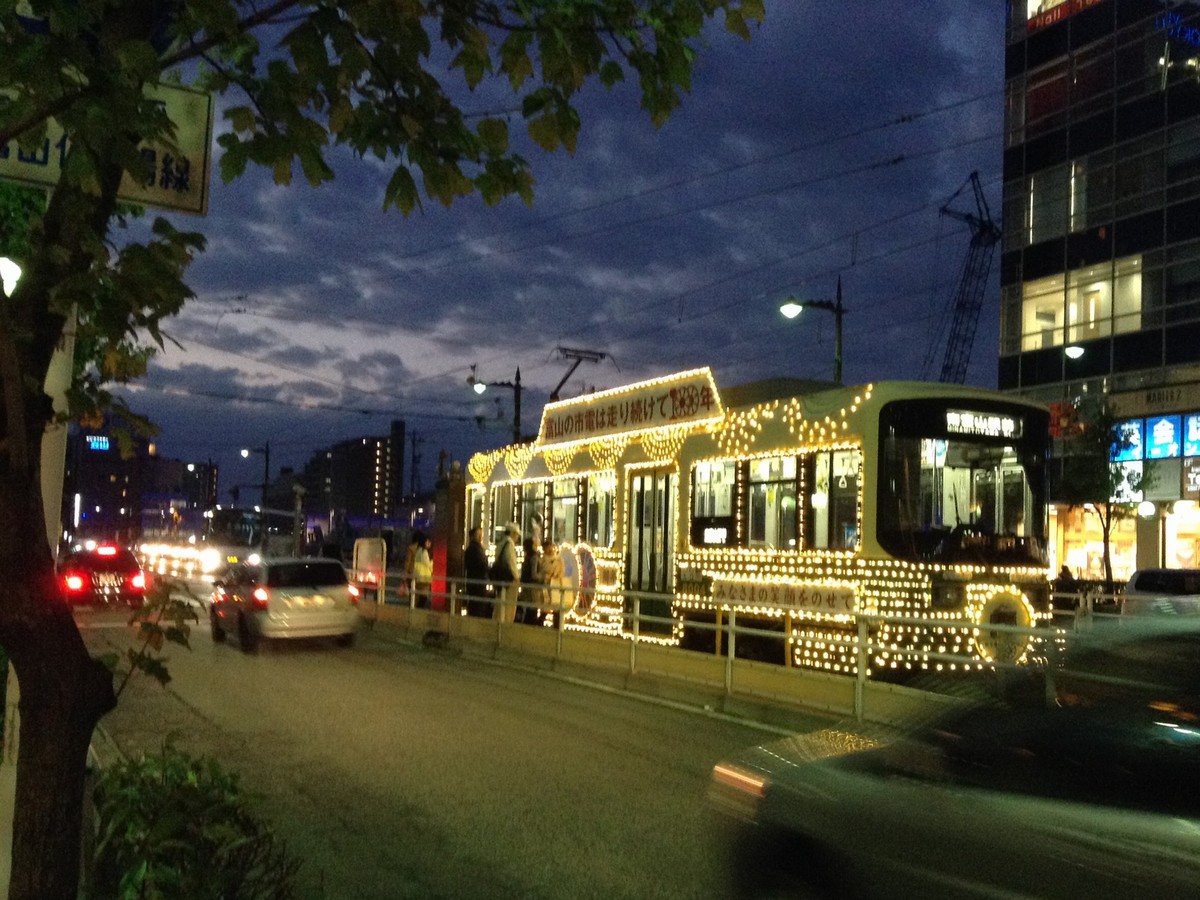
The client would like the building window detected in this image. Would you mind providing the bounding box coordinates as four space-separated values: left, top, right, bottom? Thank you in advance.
1021 255 1144 350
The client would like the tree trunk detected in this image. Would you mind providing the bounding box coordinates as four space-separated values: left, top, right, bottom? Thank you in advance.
0 453 116 900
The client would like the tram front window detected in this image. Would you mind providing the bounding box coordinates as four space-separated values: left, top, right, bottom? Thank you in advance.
879 435 1046 565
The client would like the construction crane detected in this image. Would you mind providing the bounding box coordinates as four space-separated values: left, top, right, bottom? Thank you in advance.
923 171 1002 384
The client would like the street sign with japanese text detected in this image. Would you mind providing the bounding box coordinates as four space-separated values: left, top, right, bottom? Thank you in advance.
0 82 213 216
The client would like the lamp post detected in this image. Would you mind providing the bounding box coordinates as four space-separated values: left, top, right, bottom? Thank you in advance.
240 442 270 552
468 366 523 444
779 276 845 385
0 256 21 297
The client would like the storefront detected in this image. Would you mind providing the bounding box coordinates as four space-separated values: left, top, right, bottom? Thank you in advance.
1053 385 1200 581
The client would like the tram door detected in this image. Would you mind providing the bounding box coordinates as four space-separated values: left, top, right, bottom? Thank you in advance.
626 468 676 636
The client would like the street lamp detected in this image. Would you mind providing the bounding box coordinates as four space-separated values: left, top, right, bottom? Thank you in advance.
0 256 21 297
468 365 523 444
240 442 271 552
779 276 845 385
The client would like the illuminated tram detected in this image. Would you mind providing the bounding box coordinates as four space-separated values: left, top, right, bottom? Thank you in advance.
466 368 1051 675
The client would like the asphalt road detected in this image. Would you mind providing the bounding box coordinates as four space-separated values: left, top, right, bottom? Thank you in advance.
80 605 828 899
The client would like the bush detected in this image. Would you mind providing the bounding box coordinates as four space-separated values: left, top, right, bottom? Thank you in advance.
88 743 300 899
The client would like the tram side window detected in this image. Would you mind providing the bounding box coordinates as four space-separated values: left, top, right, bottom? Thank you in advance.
586 474 616 548
748 456 798 550
467 488 484 536
804 449 861 551
691 460 737 547
517 484 544 543
492 485 515 542
550 478 580 544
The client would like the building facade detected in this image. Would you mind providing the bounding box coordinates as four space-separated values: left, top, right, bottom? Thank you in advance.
1002 0 1200 578
299 419 406 523
62 417 218 547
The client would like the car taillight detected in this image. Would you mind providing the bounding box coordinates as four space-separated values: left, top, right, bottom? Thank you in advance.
348 584 360 604
128 571 147 592
252 587 270 610
63 572 86 593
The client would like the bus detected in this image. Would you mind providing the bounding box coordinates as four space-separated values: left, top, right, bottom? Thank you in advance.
465 368 1051 676
141 505 296 581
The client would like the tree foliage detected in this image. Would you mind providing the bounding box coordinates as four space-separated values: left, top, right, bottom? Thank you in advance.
1055 399 1146 589
0 2 760 897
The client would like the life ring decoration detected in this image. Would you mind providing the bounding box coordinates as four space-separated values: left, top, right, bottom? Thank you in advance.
972 590 1036 666
576 545 597 614
555 545 579 615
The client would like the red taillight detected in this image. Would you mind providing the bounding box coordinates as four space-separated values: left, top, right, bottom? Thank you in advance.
63 572 86 593
96 546 118 557
252 586 270 610
128 571 146 592
348 584 360 604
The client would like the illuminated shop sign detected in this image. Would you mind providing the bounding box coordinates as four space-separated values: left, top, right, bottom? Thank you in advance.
1157 10 1200 49
1186 414 1200 457
1184 458 1200 500
945 410 1022 439
1112 419 1144 462
1146 415 1183 459
85 435 109 451
1026 0 1103 33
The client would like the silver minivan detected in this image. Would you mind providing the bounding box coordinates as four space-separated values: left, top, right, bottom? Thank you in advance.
1122 568 1200 616
210 558 361 651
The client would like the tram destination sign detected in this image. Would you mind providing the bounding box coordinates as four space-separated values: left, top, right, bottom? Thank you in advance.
0 82 213 215
946 409 1023 439
537 367 724 448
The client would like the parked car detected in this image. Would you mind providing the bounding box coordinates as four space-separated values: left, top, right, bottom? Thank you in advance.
58 544 147 607
1121 567 1200 616
209 558 361 652
710 625 1200 899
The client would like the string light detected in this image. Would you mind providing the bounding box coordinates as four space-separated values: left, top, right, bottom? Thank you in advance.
468 371 1049 675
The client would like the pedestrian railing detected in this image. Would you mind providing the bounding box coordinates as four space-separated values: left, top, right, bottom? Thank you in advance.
349 570 1141 725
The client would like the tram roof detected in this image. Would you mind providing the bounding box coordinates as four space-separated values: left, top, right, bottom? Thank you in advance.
720 377 839 409
720 378 1048 414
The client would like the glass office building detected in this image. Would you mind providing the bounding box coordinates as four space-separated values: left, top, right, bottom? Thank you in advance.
1002 0 1200 577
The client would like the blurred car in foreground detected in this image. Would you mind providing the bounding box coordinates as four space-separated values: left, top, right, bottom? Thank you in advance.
209 558 360 652
711 625 1200 899
1121 567 1200 616
59 544 147 607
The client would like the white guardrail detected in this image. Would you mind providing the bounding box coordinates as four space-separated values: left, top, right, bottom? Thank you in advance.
349 571 1131 724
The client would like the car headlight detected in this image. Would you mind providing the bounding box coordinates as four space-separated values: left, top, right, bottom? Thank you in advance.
199 548 222 573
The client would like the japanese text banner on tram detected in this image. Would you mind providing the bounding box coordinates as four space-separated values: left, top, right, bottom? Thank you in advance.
537 368 724 448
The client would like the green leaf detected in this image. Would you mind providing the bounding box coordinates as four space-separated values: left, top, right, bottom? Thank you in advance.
227 106 257 134
477 118 509 155
384 166 420 215
527 114 561 153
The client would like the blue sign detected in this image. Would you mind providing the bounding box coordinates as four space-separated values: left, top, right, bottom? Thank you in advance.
85 435 109 452
1187 414 1200 457
1146 415 1182 459
1112 419 1144 462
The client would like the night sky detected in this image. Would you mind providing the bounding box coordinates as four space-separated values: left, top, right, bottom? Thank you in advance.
115 3 1008 498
